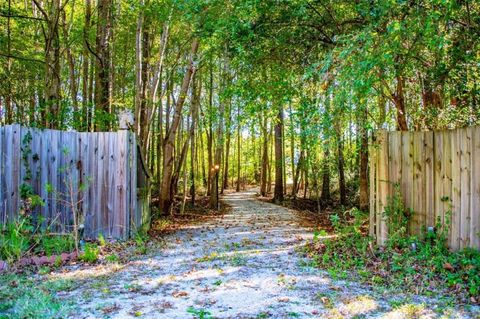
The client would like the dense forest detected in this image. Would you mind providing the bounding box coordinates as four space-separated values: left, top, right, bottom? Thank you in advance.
1 0 479 215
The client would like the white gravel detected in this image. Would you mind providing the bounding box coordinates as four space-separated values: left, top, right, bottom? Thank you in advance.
56 189 479 319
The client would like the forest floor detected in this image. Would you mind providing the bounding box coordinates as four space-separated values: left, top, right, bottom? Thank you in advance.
20 189 479 318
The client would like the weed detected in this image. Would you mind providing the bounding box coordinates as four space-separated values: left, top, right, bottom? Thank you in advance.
98 233 107 246
230 252 247 266
187 306 213 319
196 252 221 262
105 254 119 263
0 218 32 262
36 233 75 256
134 232 148 255
79 243 99 263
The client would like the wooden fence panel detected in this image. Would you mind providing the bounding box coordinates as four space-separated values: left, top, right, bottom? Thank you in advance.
0 125 148 240
370 126 480 250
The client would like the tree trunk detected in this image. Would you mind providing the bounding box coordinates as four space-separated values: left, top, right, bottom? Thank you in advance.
359 107 369 211
62 9 78 123
33 0 62 128
321 146 330 202
393 74 408 131
222 99 232 193
274 104 284 203
5 0 13 124
82 0 91 130
159 38 199 215
210 61 226 209
190 76 200 205
94 0 112 130
236 104 241 192
337 133 346 205
260 114 268 196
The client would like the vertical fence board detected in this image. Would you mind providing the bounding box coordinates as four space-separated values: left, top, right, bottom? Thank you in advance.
434 132 444 225
442 131 453 240
117 131 128 238
401 132 413 234
376 130 389 245
424 131 435 228
460 128 472 248
0 126 4 224
412 132 426 236
369 138 376 237
107 133 116 237
88 133 98 238
451 129 462 250
471 127 480 249
388 131 402 188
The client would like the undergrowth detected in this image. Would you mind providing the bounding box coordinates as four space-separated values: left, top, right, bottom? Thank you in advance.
0 216 76 264
304 185 480 304
0 273 75 318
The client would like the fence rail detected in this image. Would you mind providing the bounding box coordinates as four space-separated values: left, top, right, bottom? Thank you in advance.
369 127 480 250
0 125 149 239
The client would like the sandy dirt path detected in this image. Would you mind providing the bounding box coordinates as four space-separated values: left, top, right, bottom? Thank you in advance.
57 189 477 318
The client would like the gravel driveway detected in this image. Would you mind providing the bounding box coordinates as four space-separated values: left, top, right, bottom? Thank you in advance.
55 189 478 318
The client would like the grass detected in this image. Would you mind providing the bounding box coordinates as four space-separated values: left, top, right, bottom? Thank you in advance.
0 273 76 318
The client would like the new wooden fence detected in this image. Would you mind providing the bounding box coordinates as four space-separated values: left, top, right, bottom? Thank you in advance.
369 127 480 250
0 125 150 239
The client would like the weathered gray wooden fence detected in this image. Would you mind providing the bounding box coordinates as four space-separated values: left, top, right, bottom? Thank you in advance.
370 127 480 250
0 124 150 239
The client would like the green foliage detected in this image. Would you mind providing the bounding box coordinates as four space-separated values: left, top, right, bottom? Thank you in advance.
0 274 74 318
305 207 480 303
79 243 99 263
187 306 213 319
97 233 106 247
383 183 411 247
0 215 76 263
134 231 149 255
0 217 32 262
105 254 119 263
36 234 75 257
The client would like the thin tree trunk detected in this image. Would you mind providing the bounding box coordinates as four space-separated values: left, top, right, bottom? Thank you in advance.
274 104 284 203
260 113 268 196
159 38 199 215
33 0 62 128
94 0 112 130
359 107 369 211
337 132 346 205
236 104 241 192
82 0 91 130
210 61 225 209
222 101 232 193
393 74 408 131
190 75 201 205
321 146 330 202
62 9 78 121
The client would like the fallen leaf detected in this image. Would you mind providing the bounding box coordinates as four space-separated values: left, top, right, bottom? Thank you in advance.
443 263 455 272
172 290 189 298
